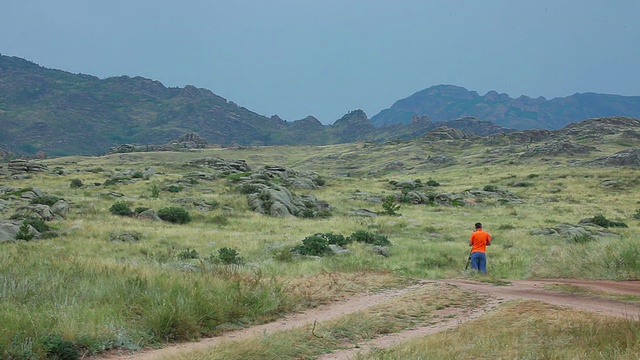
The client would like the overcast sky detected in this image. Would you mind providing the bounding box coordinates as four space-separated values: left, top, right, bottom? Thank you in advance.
1 0 639 124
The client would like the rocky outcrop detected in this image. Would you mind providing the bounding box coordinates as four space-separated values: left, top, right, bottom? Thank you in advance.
422 126 477 141
237 165 330 218
0 220 40 242
520 140 597 157
7 160 48 174
584 148 640 167
187 157 251 175
109 132 210 154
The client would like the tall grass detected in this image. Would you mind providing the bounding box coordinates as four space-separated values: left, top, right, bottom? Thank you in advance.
359 300 640 359
1 139 639 357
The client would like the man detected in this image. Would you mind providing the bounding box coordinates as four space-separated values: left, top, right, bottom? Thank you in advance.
469 222 491 273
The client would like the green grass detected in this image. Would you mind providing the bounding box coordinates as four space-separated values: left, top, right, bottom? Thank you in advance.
1 134 640 357
357 300 640 359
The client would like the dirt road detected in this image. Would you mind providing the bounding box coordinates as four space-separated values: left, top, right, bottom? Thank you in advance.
97 278 640 360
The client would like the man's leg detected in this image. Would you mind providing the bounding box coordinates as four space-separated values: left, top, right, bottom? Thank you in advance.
470 252 481 271
478 253 487 274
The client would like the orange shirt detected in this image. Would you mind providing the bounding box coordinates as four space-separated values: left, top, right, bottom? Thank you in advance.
470 229 491 253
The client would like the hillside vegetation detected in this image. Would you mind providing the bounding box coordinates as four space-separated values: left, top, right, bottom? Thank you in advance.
0 117 639 358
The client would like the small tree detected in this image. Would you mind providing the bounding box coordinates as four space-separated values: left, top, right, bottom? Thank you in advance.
70 179 83 189
16 222 35 241
150 184 160 198
381 195 401 216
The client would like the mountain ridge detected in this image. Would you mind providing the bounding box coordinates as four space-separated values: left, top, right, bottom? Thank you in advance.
370 84 640 130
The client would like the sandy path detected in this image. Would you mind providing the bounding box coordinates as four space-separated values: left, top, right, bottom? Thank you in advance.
95 279 640 360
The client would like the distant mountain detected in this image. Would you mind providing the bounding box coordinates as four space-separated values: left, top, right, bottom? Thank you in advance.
1 55 515 156
370 85 640 130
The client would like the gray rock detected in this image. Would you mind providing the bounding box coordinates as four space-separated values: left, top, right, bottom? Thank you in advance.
13 204 57 221
328 244 350 255
372 246 390 257
51 200 70 217
138 209 162 222
348 208 379 217
110 231 142 242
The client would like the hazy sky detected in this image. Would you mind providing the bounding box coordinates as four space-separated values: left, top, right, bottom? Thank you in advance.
1 1 639 124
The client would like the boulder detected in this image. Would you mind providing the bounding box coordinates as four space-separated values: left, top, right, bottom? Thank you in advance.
51 200 70 217
584 148 640 168
138 209 162 222
13 204 57 221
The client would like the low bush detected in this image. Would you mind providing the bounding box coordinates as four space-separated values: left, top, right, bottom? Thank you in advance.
177 248 199 260
591 214 628 228
16 222 35 241
381 195 401 216
134 207 150 214
217 247 242 264
348 230 392 246
109 201 133 216
157 207 192 224
294 235 330 256
40 334 79 360
318 232 351 247
426 179 440 187
30 194 61 206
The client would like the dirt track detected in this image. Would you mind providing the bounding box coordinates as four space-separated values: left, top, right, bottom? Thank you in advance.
97 279 640 360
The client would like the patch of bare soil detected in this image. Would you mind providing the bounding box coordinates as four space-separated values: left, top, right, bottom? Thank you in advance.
94 279 640 360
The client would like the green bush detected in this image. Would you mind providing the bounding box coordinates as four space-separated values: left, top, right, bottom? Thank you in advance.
70 179 83 189
150 183 160 198
158 207 192 224
318 232 351 247
295 235 330 256
238 183 262 194
177 248 199 260
634 209 640 220
24 217 50 232
165 185 182 193
218 247 242 264
39 334 79 360
16 221 35 241
348 230 392 246
381 195 401 216
426 179 440 187
109 201 133 216
30 194 61 206
131 171 144 179
591 214 628 228
483 185 498 192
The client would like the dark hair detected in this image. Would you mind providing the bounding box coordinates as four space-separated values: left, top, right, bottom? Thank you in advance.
475 222 482 229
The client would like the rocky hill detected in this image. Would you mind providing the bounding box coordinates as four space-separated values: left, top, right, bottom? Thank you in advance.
0 55 515 156
370 85 640 130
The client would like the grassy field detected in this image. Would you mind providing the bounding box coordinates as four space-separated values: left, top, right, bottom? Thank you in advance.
1 131 639 358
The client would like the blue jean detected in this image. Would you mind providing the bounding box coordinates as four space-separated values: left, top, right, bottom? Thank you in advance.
470 252 487 273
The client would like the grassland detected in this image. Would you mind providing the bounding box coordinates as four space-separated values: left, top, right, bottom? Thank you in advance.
1 131 639 358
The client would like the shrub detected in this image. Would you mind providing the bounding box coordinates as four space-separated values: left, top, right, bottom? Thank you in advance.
165 185 182 193
634 209 640 220
24 217 50 232
178 248 199 260
39 334 79 360
238 183 262 194
381 195 401 216
70 179 83 188
483 185 498 192
103 179 118 186
30 194 61 206
271 248 294 262
426 179 440 187
109 201 133 216
591 214 628 228
295 235 330 256
131 171 144 179
16 221 35 241
150 184 160 198
218 247 242 264
158 207 192 224
348 230 392 246
318 232 351 247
